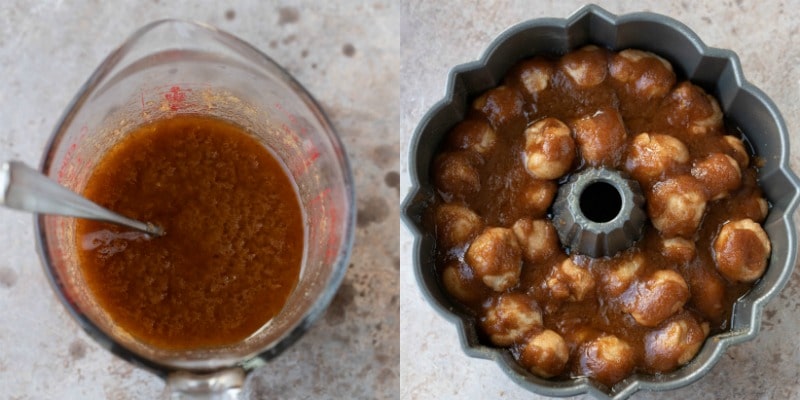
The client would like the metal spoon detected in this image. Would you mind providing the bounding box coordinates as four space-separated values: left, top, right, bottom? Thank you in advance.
1 161 164 237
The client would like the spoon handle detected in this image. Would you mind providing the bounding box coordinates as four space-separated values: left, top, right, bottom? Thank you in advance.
1 161 163 236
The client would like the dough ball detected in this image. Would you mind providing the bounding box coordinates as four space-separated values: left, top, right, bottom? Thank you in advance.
472 85 526 130
481 292 543 346
713 219 771 282
524 118 576 180
570 107 628 168
647 175 707 238
519 179 558 218
602 253 645 296
578 335 636 386
511 218 560 264
739 195 769 223
722 135 750 169
546 257 595 301
685 266 726 322
441 261 483 304
434 203 483 249
509 57 554 97
609 49 676 100
660 237 696 264
644 312 709 372
624 270 690 327
559 45 608 88
625 133 689 184
465 227 523 291
447 119 498 156
663 82 723 135
432 150 482 200
519 329 570 378
691 153 742 200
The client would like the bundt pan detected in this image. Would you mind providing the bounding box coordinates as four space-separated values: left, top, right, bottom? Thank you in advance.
401 4 800 399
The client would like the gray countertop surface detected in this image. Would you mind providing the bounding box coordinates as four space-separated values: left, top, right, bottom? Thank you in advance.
0 1 398 399
2 0 799 399
400 1 800 399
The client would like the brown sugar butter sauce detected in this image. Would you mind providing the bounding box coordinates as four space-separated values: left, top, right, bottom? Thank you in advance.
77 115 304 351
429 46 772 386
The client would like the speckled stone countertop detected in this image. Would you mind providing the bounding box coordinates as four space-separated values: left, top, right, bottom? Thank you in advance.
0 1 398 399
400 1 800 399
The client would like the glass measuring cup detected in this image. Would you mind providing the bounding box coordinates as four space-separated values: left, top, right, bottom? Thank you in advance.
34 20 354 398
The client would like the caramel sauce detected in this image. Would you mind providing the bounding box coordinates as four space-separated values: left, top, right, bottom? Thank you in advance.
76 115 304 350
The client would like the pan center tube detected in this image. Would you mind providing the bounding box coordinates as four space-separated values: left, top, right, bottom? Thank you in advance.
552 168 646 258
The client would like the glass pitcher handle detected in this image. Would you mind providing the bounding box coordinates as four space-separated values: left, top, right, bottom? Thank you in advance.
165 368 245 400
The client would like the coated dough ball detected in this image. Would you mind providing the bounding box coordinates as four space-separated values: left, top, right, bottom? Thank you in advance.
511 58 554 97
441 261 482 304
465 227 522 291
644 313 709 372
472 85 526 130
519 329 570 378
434 203 483 249
519 179 558 218
647 175 707 238
432 151 482 200
625 133 690 184
624 270 690 327
602 253 645 296
570 108 628 168
546 257 595 301
511 218 560 264
609 49 676 100
664 82 723 135
564 325 601 350
722 135 750 169
740 195 769 223
481 293 543 346
447 119 498 156
524 118 576 180
685 266 726 322
691 153 742 200
755 197 770 222
578 335 636 386
660 237 696 264
713 219 771 282
559 45 608 88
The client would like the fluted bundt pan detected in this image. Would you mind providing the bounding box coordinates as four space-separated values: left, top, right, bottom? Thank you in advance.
401 4 800 399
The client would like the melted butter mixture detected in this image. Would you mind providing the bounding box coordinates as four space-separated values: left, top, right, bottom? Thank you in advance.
77 115 304 350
